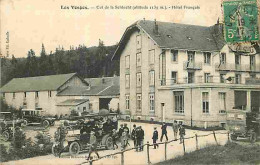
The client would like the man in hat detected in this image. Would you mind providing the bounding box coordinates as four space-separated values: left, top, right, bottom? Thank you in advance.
87 131 100 160
172 120 179 141
160 122 168 142
179 123 185 144
118 124 124 138
123 123 130 135
121 129 128 150
131 124 137 147
152 127 159 149
111 129 118 149
139 126 144 151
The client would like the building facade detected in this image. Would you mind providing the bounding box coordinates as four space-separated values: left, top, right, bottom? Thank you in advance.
112 20 260 127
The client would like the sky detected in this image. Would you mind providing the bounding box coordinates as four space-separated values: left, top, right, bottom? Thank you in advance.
0 0 222 58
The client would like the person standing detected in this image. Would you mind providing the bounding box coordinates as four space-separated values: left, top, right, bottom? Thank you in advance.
160 122 168 142
152 127 158 149
87 131 100 160
172 120 179 141
179 123 185 144
121 129 128 150
131 124 137 147
135 127 140 151
123 123 130 135
111 129 118 149
139 126 144 151
118 124 124 138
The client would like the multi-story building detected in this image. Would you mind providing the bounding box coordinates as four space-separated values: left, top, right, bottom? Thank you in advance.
112 19 260 127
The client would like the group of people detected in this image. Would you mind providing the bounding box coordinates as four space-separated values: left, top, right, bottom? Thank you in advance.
131 124 145 151
151 121 186 149
71 118 186 160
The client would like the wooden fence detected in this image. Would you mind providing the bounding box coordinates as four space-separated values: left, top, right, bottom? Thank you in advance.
79 131 230 165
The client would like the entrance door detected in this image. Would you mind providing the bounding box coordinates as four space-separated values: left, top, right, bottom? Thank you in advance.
161 103 165 122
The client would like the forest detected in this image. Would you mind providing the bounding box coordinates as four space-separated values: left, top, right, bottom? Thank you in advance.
0 40 119 87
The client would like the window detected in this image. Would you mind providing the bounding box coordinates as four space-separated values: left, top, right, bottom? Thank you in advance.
24 92 26 98
136 73 142 87
204 73 211 83
126 95 130 110
48 91 52 97
204 52 211 65
171 71 177 84
35 91 39 98
235 55 241 65
174 91 184 113
202 92 209 113
220 74 226 83
149 70 155 86
83 107 86 111
23 102 27 108
125 55 130 69
149 49 155 64
220 53 226 64
125 74 130 88
136 94 142 111
187 51 195 63
136 53 142 67
2 93 5 98
13 92 15 99
149 93 155 111
171 50 178 62
250 55 255 70
89 103 93 110
235 74 241 84
136 35 141 49
219 93 226 113
188 72 194 83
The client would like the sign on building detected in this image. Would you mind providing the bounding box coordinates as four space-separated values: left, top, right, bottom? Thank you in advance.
223 0 259 43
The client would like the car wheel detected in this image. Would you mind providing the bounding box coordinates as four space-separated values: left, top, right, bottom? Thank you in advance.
2 130 10 141
43 120 50 128
22 120 28 126
52 144 61 157
250 132 257 143
102 134 113 150
69 142 80 156
231 134 237 141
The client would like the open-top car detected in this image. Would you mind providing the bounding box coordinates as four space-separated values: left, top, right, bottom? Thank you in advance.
0 112 24 141
226 108 260 143
52 111 118 157
21 109 55 128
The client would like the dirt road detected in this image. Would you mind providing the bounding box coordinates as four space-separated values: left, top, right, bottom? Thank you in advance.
4 121 230 165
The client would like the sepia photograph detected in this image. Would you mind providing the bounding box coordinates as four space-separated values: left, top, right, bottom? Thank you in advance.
0 0 260 164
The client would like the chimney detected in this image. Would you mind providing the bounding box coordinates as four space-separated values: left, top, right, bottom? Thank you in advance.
154 19 159 35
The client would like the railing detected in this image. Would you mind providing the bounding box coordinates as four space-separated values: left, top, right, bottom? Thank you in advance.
79 131 230 165
183 61 202 70
215 63 260 72
159 76 224 86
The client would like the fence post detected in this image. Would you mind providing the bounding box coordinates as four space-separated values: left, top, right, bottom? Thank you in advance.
164 142 167 160
213 131 218 145
147 141 151 164
195 134 199 150
182 138 186 154
227 132 230 143
121 150 124 165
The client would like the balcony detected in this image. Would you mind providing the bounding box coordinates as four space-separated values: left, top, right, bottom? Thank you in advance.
183 61 202 70
215 63 260 72
160 76 215 86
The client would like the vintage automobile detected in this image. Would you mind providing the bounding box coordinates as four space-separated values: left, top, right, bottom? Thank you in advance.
226 108 260 143
52 112 118 157
21 109 56 128
0 112 24 141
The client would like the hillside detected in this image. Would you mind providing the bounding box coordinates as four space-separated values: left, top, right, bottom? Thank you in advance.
0 42 119 87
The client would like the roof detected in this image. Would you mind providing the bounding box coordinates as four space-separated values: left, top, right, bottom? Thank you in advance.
84 76 120 86
112 20 226 60
57 85 120 96
56 99 89 106
0 73 80 92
